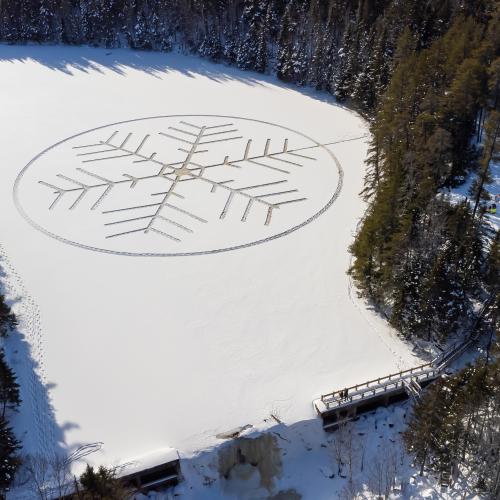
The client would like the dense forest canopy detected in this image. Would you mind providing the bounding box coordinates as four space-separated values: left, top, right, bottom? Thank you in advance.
0 0 498 495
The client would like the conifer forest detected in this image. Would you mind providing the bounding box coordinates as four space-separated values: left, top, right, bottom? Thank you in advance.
0 0 498 497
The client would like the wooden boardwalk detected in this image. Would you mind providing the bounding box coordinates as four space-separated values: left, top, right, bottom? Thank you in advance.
313 295 494 431
313 364 440 430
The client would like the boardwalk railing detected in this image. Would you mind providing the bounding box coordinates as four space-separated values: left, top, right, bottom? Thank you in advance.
316 364 439 413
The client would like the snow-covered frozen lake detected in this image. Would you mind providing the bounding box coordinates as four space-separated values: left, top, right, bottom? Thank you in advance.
0 45 419 473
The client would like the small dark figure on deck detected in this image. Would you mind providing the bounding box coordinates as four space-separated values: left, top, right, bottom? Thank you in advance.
345 388 349 398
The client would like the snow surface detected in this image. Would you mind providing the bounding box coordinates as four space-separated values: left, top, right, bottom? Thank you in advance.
0 45 422 490
172 403 482 500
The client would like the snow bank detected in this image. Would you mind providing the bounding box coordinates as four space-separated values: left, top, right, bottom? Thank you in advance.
445 160 500 232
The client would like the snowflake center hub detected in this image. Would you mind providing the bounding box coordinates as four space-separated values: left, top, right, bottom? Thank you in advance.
174 166 193 178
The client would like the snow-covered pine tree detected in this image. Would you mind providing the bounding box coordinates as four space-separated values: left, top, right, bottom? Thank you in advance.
37 0 58 42
421 240 470 342
350 23 374 109
78 464 130 498
372 25 392 101
484 232 499 292
222 26 239 64
255 2 273 73
0 417 20 495
0 0 17 41
289 0 309 85
352 22 392 111
307 0 326 89
57 0 83 44
131 6 152 50
361 130 384 201
236 0 269 72
275 0 296 82
319 12 340 94
150 10 173 51
199 27 223 61
332 19 356 101
0 295 17 338
391 256 429 339
471 111 500 218
0 350 20 418
81 0 121 48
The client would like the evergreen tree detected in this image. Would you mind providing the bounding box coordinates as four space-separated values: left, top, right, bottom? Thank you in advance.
306 0 324 88
405 377 448 476
333 19 356 101
37 0 58 42
0 350 21 418
236 0 269 72
0 295 17 338
222 26 239 64
0 417 20 495
275 1 295 82
199 28 223 61
471 110 500 217
484 231 499 292
78 465 131 499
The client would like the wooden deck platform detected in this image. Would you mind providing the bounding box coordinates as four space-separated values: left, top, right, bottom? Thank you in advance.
117 448 181 494
313 364 440 430
313 293 496 431
57 449 181 499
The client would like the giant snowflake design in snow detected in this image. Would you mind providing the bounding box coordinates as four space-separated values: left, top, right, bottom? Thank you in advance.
14 115 346 256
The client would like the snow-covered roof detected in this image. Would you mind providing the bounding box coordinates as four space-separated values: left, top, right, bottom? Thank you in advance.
117 447 179 477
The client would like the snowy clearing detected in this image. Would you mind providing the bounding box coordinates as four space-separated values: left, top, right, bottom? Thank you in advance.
0 45 421 491
445 161 500 233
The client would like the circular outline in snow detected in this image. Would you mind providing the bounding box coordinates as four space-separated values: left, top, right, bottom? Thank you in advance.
13 115 343 257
